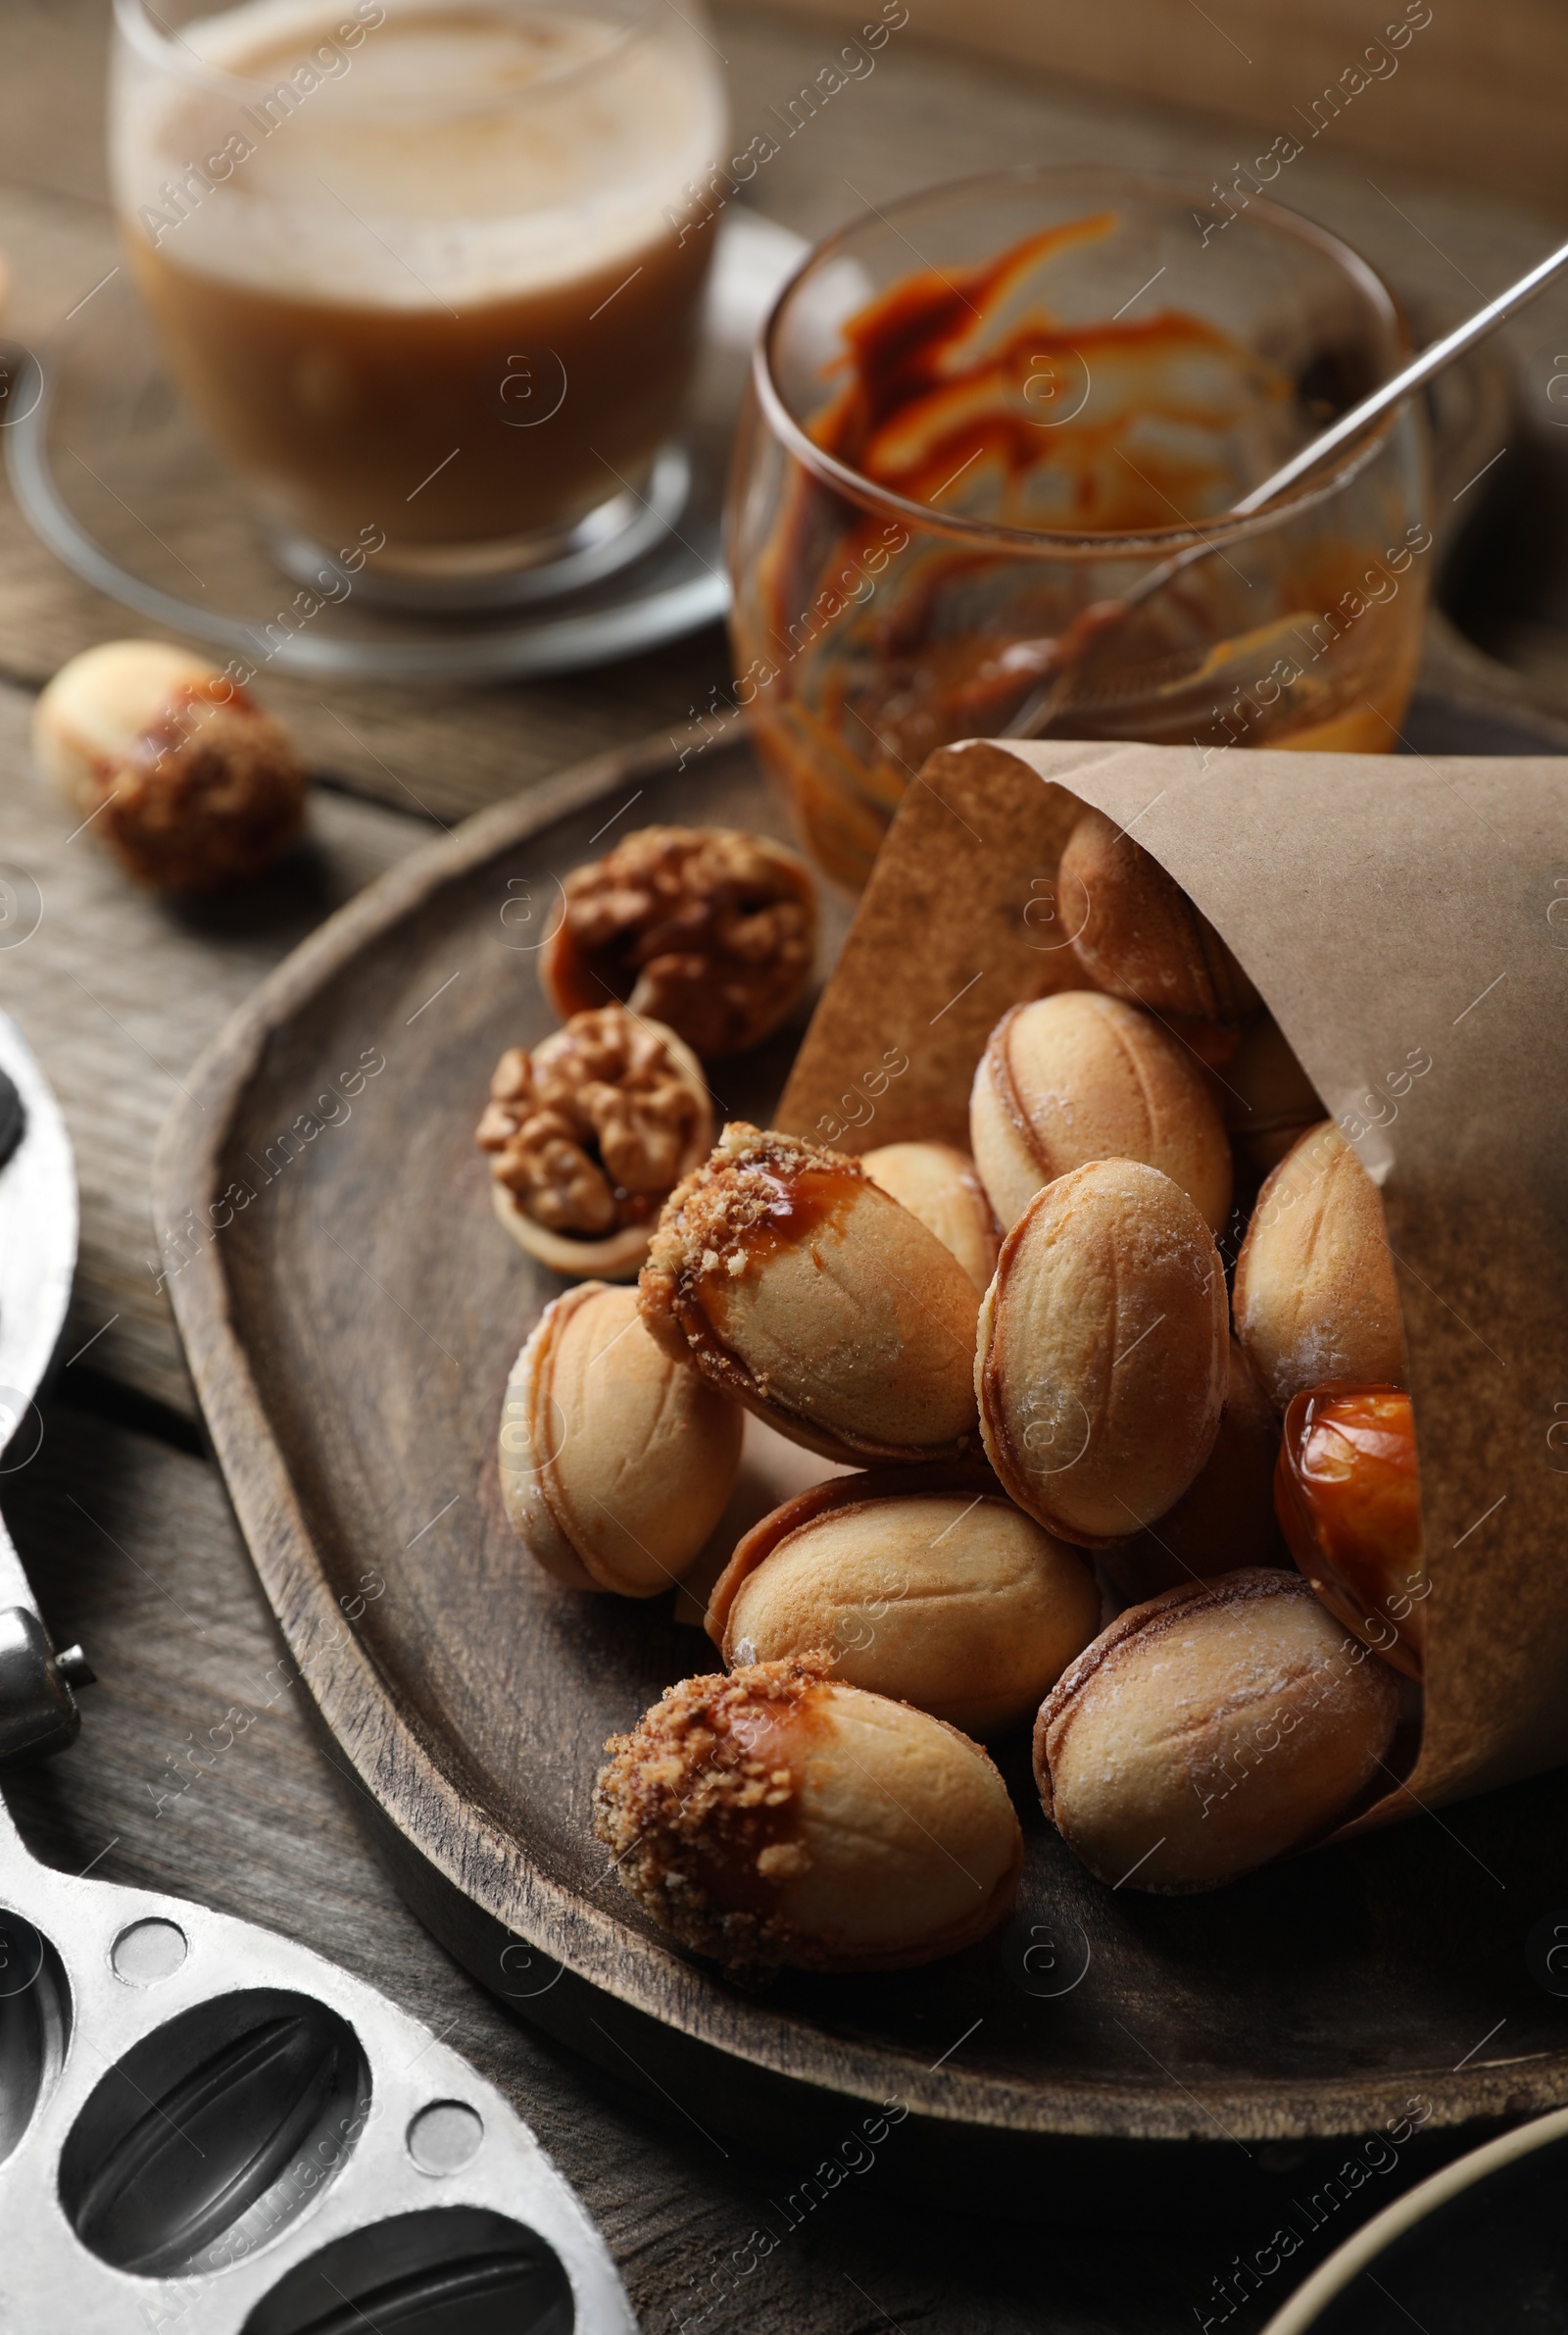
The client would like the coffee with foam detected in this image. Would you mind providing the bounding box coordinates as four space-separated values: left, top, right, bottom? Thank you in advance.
112 0 727 563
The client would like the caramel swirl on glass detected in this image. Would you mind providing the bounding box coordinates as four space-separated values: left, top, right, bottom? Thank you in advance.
728 170 1431 887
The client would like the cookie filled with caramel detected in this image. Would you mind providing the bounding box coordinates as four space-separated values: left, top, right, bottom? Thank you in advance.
639 1121 982 1465
595 1654 1022 1975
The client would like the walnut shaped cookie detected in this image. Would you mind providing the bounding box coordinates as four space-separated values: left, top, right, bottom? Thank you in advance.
33 639 306 892
541 825 816 1059
476 1005 711 1278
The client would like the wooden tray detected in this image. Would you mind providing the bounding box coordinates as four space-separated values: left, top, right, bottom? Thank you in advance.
157 723 1568 2216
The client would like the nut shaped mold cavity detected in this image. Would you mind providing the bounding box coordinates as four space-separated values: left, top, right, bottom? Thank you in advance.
59 1987 368 2277
0 1910 69 2167
242 2205 575 2334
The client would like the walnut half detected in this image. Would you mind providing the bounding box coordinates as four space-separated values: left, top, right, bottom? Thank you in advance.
541 825 817 1059
477 1005 712 1279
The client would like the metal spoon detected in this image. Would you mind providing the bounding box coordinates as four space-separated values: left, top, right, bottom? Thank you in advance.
1004 229 1568 740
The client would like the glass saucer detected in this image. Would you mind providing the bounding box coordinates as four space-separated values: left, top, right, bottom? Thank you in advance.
4 210 805 683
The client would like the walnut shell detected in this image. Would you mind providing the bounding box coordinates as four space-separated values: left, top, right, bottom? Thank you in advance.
639 1122 981 1466
487 1185 651 1280
1057 807 1258 1024
1101 1340 1286 1605
976 1159 1229 1547
542 824 817 1058
478 1007 712 1281
500 1281 742 1595
1233 1120 1407 1408
594 1655 1022 1974
1034 1568 1399 1892
969 993 1232 1238
707 1467 1101 1734
861 1142 1000 1291
32 640 306 891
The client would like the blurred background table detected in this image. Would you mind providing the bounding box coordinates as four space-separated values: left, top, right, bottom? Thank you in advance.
3 4 1568 2326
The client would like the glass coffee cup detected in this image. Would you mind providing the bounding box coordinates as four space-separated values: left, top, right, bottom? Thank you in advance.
726 167 1433 890
110 0 727 605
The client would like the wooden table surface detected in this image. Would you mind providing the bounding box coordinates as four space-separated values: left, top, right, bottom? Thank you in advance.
4 5 1568 2325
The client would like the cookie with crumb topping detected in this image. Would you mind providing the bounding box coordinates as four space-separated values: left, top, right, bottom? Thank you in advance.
594 1656 1021 1975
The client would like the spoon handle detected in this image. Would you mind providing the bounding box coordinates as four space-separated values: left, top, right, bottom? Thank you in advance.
1004 232 1568 740
1233 230 1568 516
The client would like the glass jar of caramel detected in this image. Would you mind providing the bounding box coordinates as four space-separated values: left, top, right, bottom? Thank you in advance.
726 167 1431 889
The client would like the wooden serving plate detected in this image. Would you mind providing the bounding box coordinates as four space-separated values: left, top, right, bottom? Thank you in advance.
158 724 1568 2217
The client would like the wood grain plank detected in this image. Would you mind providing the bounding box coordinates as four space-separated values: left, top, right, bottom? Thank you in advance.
0 0 110 212
762 0 1568 208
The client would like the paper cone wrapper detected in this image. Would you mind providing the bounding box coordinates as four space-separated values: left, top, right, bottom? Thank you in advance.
778 737 1568 1835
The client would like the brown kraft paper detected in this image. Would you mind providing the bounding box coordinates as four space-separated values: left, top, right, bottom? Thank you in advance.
778 735 1568 1832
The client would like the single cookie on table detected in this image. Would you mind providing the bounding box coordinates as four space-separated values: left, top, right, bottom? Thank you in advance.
1034 1569 1400 1893
1233 1120 1407 1407
541 824 816 1058
1101 1340 1285 1606
476 1004 711 1279
639 1122 982 1466
33 640 306 891
1056 806 1258 1025
860 1141 1000 1291
976 1160 1229 1548
1275 1385 1425 1680
970 992 1232 1237
594 1654 1022 1975
706 1467 1101 1734
500 1281 742 1596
